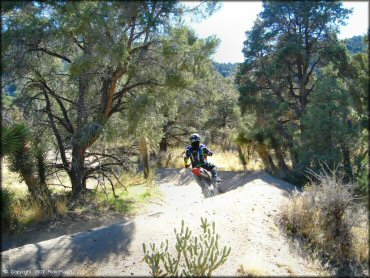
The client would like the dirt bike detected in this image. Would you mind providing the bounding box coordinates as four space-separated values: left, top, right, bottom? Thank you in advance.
191 167 221 198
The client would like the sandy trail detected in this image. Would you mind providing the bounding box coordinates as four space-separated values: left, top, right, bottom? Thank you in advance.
1 169 322 276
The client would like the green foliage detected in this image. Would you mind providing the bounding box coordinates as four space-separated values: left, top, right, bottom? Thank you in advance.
2 123 56 214
1 187 17 232
2 1 200 194
33 146 50 186
71 122 103 147
205 75 241 149
344 35 368 54
142 218 231 277
301 65 353 171
8 148 34 178
236 1 369 188
353 140 369 195
5 124 34 177
213 62 237 78
1 123 29 157
2 0 226 196
123 25 226 153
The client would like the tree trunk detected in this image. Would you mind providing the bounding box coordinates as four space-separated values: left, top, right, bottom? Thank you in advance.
140 136 150 179
159 136 168 152
204 131 211 145
254 144 278 174
71 144 86 196
221 129 231 152
341 142 353 183
275 123 298 169
21 171 57 216
272 145 289 173
236 144 247 170
38 182 57 216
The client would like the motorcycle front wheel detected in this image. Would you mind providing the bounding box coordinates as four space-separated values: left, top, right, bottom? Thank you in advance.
202 179 216 198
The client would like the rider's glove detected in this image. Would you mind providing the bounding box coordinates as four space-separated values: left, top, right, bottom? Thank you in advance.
185 164 190 168
208 151 213 156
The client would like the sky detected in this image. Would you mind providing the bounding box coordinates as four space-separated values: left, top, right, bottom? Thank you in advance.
184 1 369 63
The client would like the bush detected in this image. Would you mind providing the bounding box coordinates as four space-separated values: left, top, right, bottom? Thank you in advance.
279 167 368 273
142 218 231 277
1 187 17 232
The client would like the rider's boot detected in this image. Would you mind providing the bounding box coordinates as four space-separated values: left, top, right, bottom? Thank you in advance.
211 174 222 193
211 171 222 183
214 176 222 182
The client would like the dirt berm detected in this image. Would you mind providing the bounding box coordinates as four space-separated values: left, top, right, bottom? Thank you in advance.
1 169 323 276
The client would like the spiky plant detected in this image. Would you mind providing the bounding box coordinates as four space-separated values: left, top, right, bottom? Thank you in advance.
1 123 29 157
0 187 17 232
34 146 50 186
2 123 57 216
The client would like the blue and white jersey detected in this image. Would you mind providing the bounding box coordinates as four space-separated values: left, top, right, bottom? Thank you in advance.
184 144 211 167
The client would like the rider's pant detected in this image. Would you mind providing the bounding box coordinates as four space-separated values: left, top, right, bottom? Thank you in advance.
203 162 218 178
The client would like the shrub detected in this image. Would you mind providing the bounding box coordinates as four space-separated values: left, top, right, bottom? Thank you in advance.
142 218 231 277
1 187 17 232
279 167 368 273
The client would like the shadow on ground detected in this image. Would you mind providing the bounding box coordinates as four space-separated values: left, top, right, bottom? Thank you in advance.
156 168 194 186
4 220 135 275
1 212 128 251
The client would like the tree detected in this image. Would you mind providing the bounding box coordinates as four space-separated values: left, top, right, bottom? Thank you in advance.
2 1 218 196
344 35 368 54
340 39 369 190
213 62 238 78
236 1 351 176
301 65 355 180
110 26 220 172
205 75 241 151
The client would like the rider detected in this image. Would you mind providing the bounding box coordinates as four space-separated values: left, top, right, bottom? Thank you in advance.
184 133 222 183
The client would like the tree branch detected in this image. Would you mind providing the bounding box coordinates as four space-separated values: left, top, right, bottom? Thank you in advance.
43 92 71 172
28 47 72 63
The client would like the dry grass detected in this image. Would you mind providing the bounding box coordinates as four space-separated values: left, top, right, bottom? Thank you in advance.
2 161 28 198
28 203 49 222
352 223 369 264
118 170 148 187
2 159 72 196
278 168 369 271
56 198 68 216
237 263 268 277
10 200 54 226
3 156 164 234
11 200 24 222
165 145 264 172
3 158 70 228
275 262 296 276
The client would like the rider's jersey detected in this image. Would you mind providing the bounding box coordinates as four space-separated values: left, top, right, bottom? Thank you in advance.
184 144 211 167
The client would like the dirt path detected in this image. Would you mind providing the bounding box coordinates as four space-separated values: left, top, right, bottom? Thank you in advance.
1 169 324 276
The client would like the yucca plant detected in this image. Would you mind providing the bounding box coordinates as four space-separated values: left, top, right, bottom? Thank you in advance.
0 187 17 232
1 123 28 157
2 123 57 217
